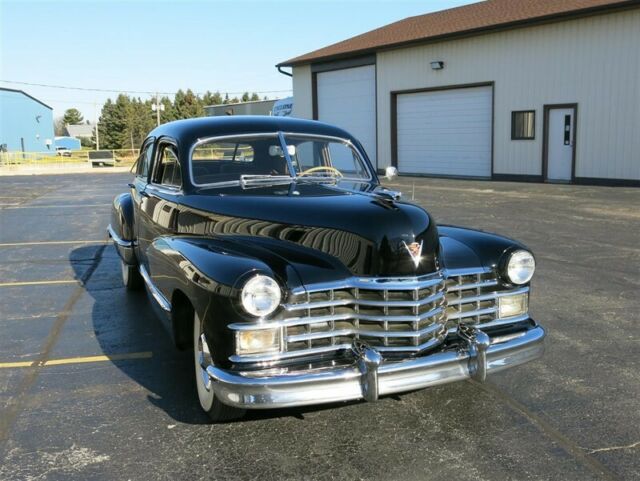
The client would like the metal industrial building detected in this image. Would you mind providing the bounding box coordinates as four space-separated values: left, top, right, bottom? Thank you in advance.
0 88 55 153
278 0 640 185
204 99 276 117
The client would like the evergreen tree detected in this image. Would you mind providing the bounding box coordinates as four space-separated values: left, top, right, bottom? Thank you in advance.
202 90 223 106
174 89 204 119
250 93 260 101
241 92 250 102
63 108 84 125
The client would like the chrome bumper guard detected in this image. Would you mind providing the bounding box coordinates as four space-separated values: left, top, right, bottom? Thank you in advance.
206 324 545 409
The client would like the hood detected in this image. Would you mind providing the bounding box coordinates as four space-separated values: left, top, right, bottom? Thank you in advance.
176 182 439 277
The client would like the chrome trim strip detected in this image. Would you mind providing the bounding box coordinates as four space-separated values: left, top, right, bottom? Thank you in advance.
209 326 545 409
139 265 171 312
290 272 444 295
107 224 133 248
446 279 499 292
285 321 445 343
284 290 445 311
228 305 445 331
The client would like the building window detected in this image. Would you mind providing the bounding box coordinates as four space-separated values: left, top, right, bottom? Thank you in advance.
511 111 535 140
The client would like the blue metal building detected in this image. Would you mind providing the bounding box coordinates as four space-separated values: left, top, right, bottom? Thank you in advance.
54 136 82 151
0 88 55 153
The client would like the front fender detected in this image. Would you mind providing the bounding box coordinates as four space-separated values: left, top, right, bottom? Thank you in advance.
439 225 529 272
145 236 304 365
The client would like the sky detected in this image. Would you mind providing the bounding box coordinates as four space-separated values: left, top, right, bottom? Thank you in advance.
0 0 477 120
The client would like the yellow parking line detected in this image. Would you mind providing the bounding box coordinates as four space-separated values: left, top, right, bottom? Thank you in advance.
0 240 107 247
0 352 153 369
4 204 111 210
0 280 79 287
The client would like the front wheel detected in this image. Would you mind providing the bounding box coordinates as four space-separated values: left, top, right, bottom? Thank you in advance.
193 312 246 422
121 260 142 290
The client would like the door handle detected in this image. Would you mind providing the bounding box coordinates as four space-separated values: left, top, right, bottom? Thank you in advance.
140 191 149 198
127 182 135 189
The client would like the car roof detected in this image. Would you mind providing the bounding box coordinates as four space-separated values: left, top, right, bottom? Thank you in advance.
148 116 356 146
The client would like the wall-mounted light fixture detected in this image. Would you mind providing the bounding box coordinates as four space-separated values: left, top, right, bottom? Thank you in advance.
430 61 445 70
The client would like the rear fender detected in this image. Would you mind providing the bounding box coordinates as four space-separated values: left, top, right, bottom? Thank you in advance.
109 193 136 265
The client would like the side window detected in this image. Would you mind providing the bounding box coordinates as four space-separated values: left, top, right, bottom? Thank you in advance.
136 140 154 178
153 144 182 188
327 143 363 176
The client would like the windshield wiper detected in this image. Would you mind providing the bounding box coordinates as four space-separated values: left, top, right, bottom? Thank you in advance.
293 175 340 185
240 175 294 188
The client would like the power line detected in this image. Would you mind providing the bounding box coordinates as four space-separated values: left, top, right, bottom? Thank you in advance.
0 79 292 96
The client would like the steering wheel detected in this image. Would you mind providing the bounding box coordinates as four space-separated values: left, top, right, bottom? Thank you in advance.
298 166 343 177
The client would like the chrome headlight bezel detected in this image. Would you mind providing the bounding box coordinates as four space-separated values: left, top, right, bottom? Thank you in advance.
504 250 536 285
240 274 282 318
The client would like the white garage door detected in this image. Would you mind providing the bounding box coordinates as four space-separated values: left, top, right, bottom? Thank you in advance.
317 65 377 166
396 86 492 177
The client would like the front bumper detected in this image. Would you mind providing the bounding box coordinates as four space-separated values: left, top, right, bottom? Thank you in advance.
206 324 545 409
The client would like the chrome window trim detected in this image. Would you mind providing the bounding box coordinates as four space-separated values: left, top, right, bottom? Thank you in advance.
280 132 374 182
188 131 374 188
189 132 282 188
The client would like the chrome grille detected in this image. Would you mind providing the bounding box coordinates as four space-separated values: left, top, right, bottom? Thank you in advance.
229 269 528 363
283 273 447 354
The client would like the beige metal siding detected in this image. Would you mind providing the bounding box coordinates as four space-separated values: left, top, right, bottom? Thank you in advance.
374 9 640 180
292 65 313 119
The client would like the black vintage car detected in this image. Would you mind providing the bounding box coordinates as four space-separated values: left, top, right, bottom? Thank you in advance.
108 116 545 422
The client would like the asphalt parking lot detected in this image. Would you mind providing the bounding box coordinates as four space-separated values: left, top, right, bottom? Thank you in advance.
0 172 638 481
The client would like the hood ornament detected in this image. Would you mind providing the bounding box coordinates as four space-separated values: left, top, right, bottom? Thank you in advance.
401 240 423 268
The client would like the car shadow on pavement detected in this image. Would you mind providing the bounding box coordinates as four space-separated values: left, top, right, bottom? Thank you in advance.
72 244 362 425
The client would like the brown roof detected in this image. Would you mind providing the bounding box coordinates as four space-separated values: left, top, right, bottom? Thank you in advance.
278 0 639 67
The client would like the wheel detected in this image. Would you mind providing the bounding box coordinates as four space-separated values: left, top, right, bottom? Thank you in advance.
193 311 246 422
121 260 143 290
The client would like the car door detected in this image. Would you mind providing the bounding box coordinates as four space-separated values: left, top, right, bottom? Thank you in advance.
131 137 155 258
137 138 183 279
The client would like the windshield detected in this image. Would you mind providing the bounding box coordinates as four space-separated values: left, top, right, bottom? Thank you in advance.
190 133 372 187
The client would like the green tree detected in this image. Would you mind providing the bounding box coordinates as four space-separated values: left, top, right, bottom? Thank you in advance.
250 93 260 101
63 108 84 125
241 92 250 102
99 95 130 149
174 89 204 119
202 91 223 106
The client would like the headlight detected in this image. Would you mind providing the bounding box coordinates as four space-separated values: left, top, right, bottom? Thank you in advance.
236 328 282 355
240 275 281 317
505 250 535 285
498 293 528 318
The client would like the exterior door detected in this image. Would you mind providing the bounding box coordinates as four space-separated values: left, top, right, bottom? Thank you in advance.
396 85 492 177
316 65 377 167
546 107 576 182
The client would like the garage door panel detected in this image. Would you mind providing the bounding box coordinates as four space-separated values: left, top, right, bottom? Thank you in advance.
397 86 492 178
317 65 377 166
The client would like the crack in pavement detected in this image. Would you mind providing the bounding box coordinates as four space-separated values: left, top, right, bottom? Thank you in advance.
469 379 622 481
0 244 106 447
586 441 640 454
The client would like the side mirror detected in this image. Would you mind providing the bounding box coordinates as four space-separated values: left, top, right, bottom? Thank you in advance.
385 166 398 181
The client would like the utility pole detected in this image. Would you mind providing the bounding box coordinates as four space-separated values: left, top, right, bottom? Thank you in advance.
151 92 164 126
